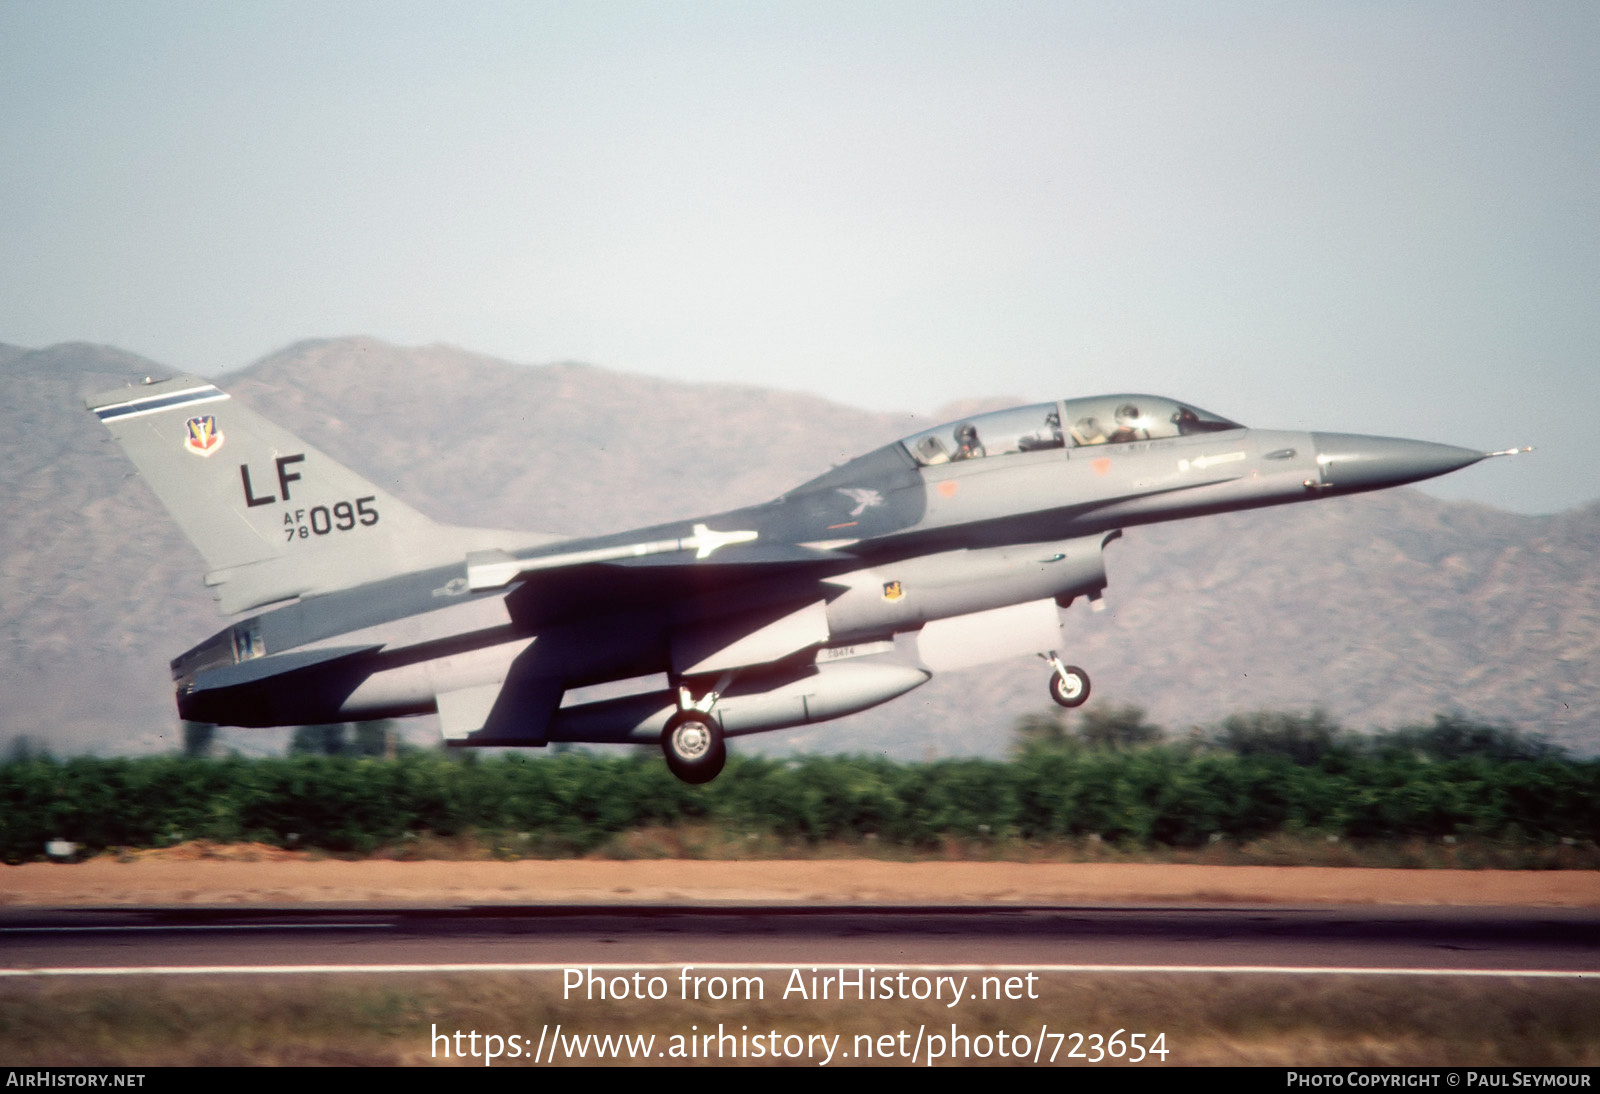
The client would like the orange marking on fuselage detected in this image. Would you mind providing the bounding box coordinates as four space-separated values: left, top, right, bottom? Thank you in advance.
937 481 959 497
1092 457 1112 476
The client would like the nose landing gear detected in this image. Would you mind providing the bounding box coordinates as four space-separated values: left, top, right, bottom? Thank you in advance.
1040 651 1090 708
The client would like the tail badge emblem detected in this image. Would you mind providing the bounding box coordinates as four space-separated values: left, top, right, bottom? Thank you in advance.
183 415 224 457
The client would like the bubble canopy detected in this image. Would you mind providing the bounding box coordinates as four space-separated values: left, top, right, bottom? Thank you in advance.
900 396 1243 466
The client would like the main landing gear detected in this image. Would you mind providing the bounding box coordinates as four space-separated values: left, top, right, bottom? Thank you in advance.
661 672 734 784
662 709 725 784
1040 651 1090 709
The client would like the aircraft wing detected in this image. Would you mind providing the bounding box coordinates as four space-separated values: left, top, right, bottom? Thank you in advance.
485 548 850 632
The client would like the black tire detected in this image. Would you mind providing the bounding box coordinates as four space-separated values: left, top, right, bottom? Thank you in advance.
661 710 727 784
1049 666 1090 708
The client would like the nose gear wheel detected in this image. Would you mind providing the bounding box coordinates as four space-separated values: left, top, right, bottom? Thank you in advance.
1040 652 1090 709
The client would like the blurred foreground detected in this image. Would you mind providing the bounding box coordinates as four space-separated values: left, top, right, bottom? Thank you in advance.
4 711 1596 866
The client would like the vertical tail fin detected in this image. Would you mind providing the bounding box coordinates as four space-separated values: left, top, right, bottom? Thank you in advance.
89 375 460 612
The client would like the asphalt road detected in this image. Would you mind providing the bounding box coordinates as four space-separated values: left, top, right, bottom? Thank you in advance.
3 905 1596 975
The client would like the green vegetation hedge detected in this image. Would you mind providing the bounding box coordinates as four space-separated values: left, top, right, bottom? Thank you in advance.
2 712 1594 862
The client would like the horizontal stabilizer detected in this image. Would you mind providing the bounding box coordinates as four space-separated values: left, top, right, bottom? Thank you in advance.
185 644 381 692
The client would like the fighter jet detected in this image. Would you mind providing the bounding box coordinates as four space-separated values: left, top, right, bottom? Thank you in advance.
88 378 1526 782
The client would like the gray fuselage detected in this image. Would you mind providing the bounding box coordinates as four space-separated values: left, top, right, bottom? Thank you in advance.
173 397 1484 745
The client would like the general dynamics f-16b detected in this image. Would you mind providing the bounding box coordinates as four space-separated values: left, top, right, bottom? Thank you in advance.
88 378 1527 782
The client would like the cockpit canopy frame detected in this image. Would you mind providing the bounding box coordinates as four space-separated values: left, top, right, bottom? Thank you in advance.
899 395 1242 467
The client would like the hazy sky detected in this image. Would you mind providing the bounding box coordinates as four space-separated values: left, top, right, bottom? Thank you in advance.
3 1 1596 513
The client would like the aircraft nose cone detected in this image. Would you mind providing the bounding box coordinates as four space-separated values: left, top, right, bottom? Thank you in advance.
1310 433 1486 492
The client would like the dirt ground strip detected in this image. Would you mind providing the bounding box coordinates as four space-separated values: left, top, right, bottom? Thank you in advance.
5 857 1598 907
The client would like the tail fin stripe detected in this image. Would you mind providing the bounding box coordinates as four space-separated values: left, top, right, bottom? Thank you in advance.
92 385 227 422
